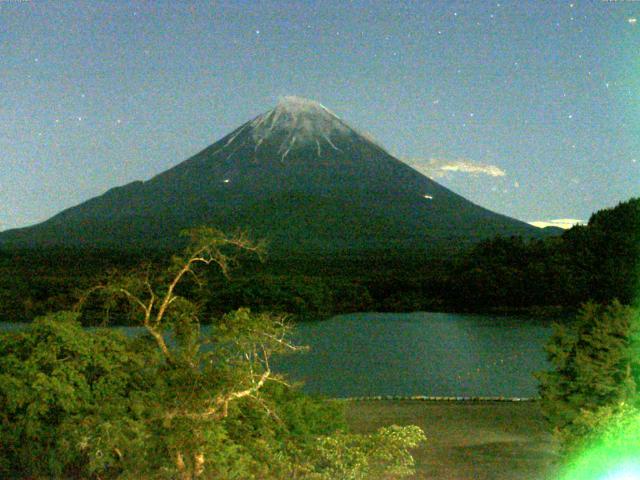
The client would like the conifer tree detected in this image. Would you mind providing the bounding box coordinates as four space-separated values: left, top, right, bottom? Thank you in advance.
537 300 640 452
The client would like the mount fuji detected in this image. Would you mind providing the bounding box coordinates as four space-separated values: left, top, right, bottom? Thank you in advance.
0 97 550 254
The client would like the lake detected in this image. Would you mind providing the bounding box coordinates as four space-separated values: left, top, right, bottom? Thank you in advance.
0 312 555 398
272 312 554 398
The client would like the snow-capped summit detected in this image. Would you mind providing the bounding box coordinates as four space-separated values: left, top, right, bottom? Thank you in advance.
248 96 351 159
271 96 338 117
211 96 386 161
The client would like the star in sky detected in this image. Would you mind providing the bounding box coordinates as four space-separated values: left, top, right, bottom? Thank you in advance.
0 0 638 232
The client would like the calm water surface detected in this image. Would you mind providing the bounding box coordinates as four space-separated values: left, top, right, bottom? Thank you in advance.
272 312 554 398
1 312 554 398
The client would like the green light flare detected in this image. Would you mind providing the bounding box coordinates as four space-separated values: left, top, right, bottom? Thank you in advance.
558 407 640 480
602 462 640 480
557 300 640 478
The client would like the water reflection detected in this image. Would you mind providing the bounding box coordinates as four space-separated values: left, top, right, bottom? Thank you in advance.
272 312 554 398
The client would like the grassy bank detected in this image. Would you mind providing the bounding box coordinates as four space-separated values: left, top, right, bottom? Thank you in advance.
344 399 559 480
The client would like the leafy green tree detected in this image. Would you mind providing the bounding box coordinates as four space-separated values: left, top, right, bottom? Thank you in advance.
554 404 640 479
0 311 158 479
537 301 640 453
308 425 425 480
1 227 425 479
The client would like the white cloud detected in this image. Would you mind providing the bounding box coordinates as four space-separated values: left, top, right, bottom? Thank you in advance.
529 218 585 229
404 157 506 178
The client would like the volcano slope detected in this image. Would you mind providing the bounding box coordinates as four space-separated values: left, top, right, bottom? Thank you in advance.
0 97 548 255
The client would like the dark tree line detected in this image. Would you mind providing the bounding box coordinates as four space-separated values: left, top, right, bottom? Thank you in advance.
1 197 637 324
212 197 638 314
444 197 639 311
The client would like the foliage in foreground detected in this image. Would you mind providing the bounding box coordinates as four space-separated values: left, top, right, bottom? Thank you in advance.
0 227 425 479
537 301 640 455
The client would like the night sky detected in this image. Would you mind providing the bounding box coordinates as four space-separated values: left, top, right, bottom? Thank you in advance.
2 0 638 231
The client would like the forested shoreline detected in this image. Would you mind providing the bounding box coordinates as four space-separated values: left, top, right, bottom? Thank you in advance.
0 197 637 325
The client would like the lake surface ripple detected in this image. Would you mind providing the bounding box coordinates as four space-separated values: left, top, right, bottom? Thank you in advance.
272 312 554 398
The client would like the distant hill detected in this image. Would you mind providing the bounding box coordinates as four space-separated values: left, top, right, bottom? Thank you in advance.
0 96 555 254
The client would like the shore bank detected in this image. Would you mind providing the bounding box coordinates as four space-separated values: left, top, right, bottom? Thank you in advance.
344 399 559 480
